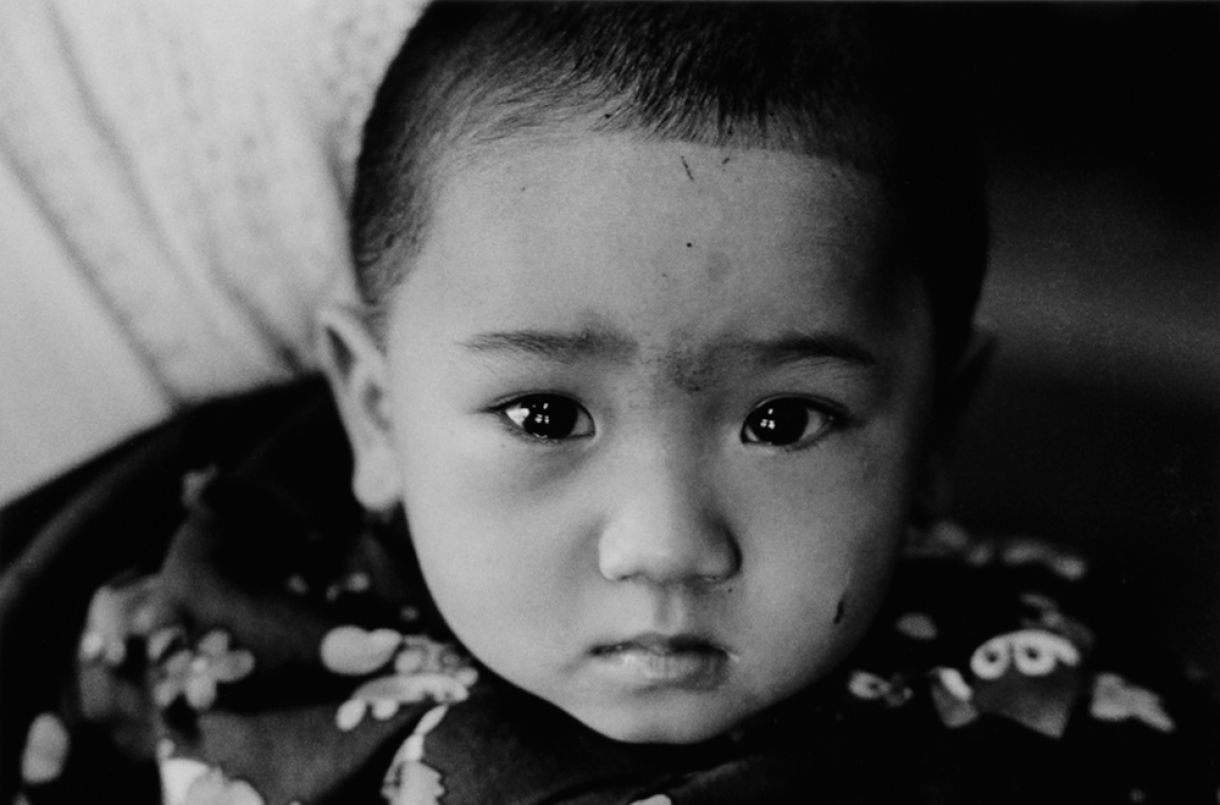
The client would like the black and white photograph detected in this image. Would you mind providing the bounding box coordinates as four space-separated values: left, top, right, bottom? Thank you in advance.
1 2 1216 802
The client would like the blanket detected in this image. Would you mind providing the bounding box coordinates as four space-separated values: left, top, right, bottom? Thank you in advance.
2 380 1216 804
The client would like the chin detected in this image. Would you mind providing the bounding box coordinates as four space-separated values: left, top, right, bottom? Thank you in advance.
576 700 741 745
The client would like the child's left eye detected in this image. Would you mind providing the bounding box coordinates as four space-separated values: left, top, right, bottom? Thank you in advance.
741 398 840 449
497 395 594 442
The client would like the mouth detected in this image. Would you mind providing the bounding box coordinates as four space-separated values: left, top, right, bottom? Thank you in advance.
590 633 729 689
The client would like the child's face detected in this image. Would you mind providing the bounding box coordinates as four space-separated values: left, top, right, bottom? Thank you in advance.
329 135 937 744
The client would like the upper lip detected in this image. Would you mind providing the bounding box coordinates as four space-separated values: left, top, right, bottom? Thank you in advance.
591 632 724 656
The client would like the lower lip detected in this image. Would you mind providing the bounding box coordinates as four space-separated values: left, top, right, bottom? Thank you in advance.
591 646 728 689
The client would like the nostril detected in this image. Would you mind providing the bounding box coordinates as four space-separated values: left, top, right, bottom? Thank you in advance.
595 463 739 585
596 518 741 586
695 541 742 586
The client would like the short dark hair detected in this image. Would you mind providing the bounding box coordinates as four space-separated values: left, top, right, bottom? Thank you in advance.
351 1 986 366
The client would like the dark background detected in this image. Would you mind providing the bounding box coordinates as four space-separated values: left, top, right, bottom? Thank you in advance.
942 3 1218 696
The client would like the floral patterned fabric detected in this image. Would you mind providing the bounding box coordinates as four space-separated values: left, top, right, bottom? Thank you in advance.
2 380 1216 804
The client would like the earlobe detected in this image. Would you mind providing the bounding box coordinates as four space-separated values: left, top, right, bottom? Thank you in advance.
316 305 403 512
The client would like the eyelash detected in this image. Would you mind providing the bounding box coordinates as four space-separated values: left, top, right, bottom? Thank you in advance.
493 394 594 444
739 396 847 451
493 393 848 450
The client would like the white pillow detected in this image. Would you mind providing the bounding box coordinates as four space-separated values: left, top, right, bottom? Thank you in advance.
0 0 424 501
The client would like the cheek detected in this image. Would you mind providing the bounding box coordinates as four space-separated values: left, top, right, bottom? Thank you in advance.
392 429 590 644
403 491 573 671
729 424 919 644
742 490 903 635
738 492 905 696
734 438 916 573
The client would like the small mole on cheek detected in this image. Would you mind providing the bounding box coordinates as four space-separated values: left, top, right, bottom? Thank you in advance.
833 596 847 625
686 242 693 249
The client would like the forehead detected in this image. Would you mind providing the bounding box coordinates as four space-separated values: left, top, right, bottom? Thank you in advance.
395 135 924 366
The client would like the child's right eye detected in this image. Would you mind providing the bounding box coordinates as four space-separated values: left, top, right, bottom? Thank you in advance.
497 395 594 442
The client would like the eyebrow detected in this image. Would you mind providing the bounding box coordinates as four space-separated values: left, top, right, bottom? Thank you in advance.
460 328 637 363
730 331 878 369
460 327 877 372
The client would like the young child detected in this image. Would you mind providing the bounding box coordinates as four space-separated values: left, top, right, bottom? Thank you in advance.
3 3 1216 804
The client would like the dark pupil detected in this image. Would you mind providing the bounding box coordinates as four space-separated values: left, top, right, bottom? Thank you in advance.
747 401 808 445
521 398 577 439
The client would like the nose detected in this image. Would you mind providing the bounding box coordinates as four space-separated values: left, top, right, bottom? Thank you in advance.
597 455 741 587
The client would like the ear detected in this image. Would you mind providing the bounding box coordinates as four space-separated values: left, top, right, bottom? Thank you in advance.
915 328 996 523
934 327 995 449
316 305 403 512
